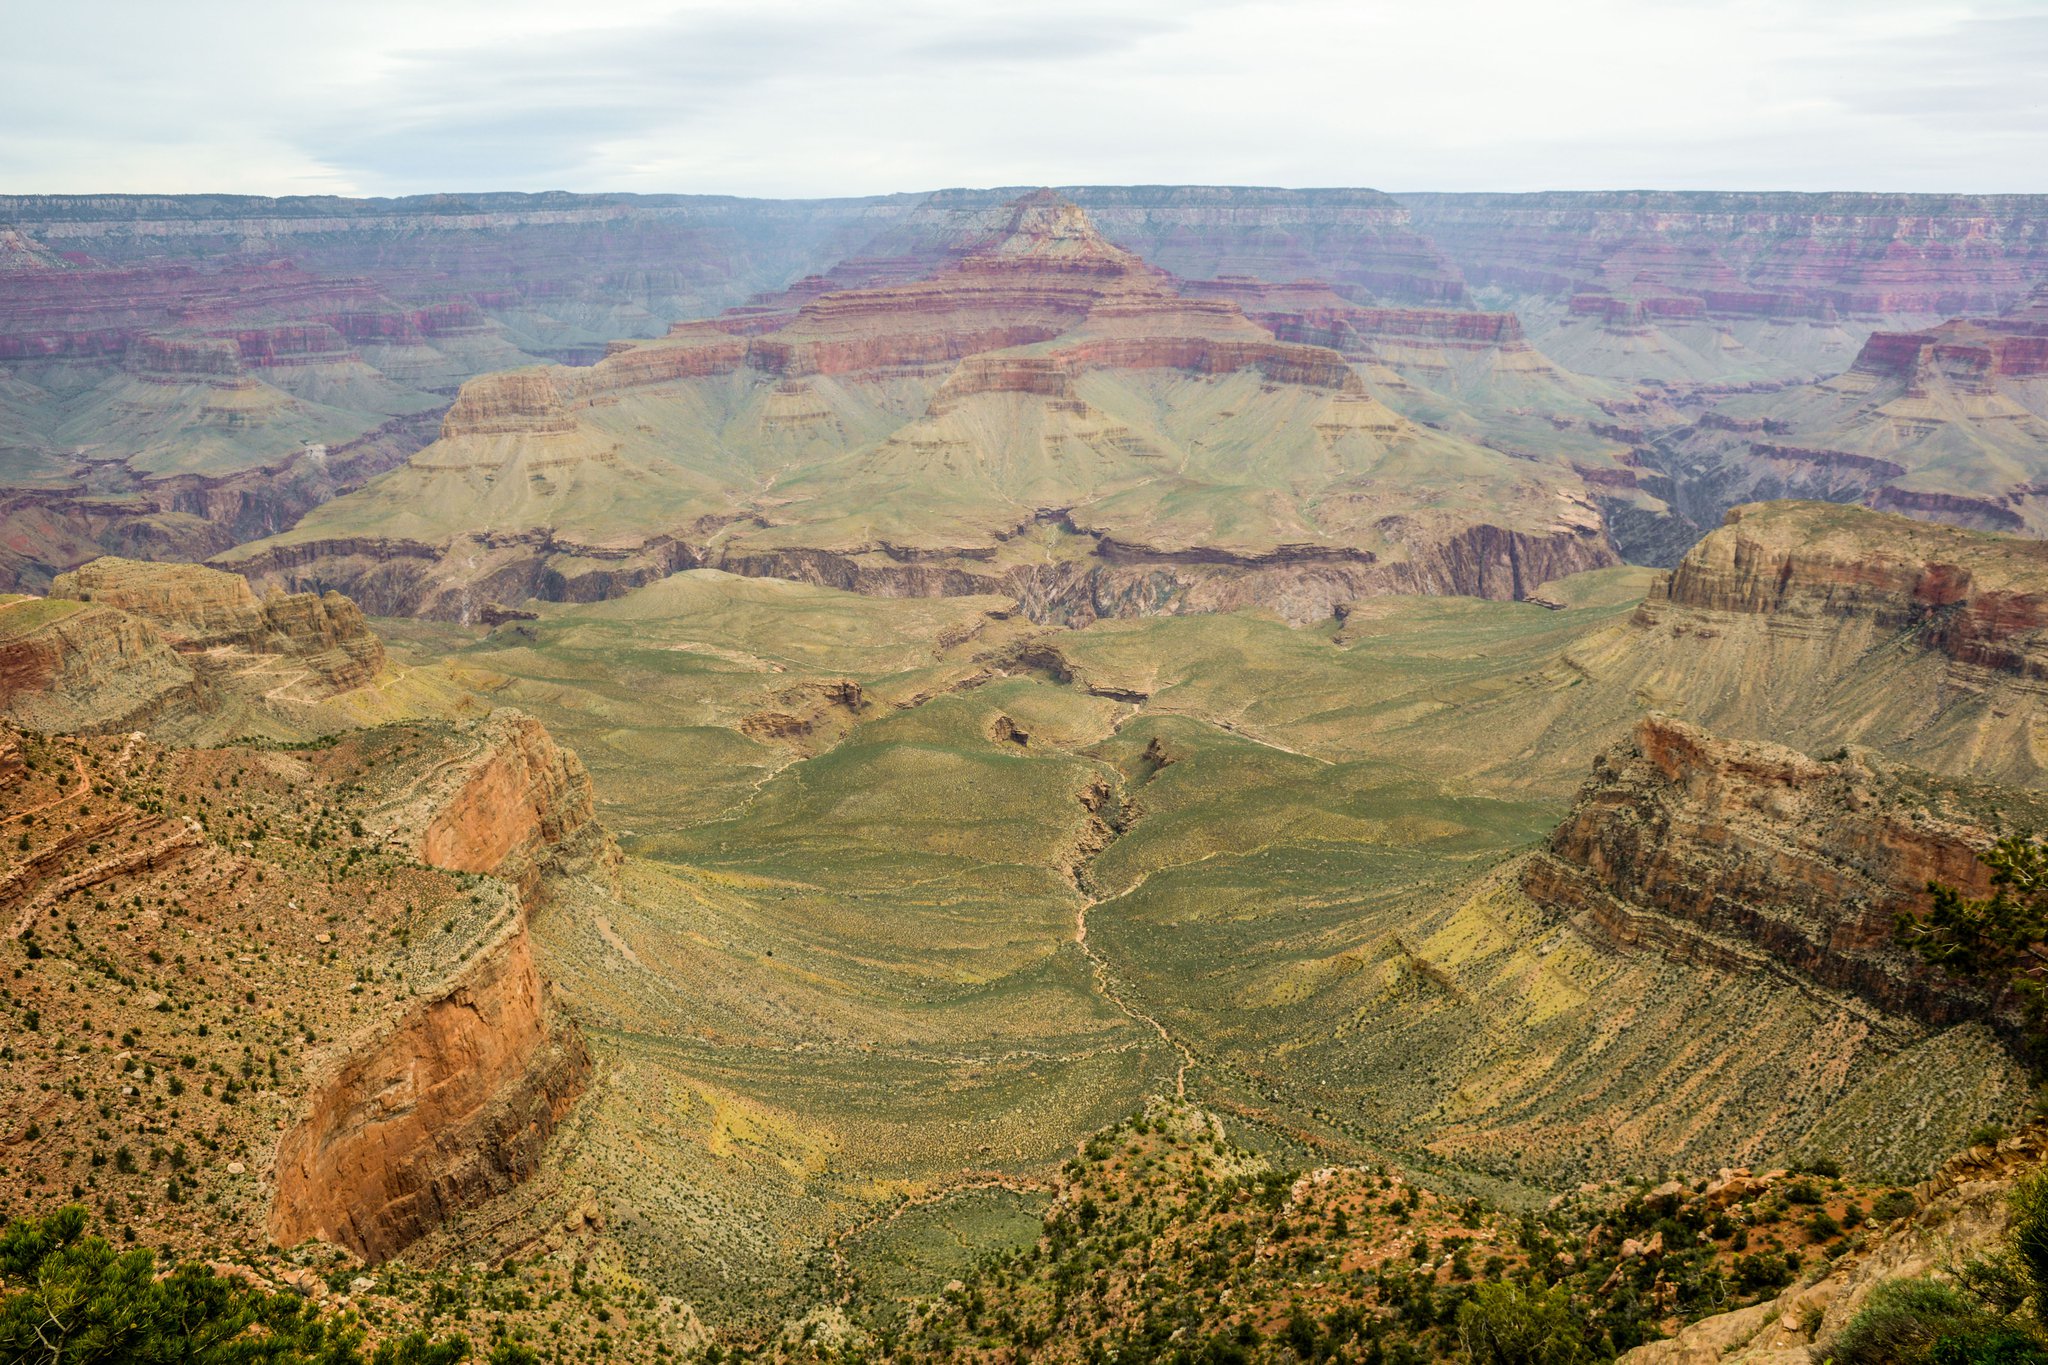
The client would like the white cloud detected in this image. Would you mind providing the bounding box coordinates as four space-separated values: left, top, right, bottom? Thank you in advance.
1 0 2043 195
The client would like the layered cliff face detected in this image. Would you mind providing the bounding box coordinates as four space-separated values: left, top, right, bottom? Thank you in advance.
1351 501 2048 800
234 193 1620 624
416 709 610 899
0 557 391 739
52 556 385 690
1571 503 2048 787
1405 192 2048 317
0 712 608 1274
1645 501 2048 678
269 710 605 1261
1664 287 2048 537
268 920 590 1262
1521 715 2008 1025
0 192 856 588
1404 192 2048 389
0 594 197 731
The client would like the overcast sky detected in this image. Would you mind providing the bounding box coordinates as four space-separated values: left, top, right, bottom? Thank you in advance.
4 0 2045 198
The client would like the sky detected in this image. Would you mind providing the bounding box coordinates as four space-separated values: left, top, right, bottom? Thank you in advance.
4 0 2046 198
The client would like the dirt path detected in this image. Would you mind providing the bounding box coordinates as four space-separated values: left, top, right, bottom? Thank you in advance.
0 751 91 827
1073 891 1195 1100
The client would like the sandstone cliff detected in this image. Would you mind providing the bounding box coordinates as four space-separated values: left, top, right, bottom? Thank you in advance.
1645 501 2048 681
269 710 607 1261
267 926 589 1262
0 594 197 732
1522 714 2011 1027
51 556 385 691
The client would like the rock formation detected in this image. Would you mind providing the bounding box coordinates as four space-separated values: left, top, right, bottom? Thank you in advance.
52 557 385 690
0 593 197 732
0 557 388 735
1643 501 2048 679
269 710 607 1261
230 193 1619 624
1621 1131 2048 1363
1663 284 2048 537
267 924 590 1262
1522 714 2008 1026
1405 192 2048 318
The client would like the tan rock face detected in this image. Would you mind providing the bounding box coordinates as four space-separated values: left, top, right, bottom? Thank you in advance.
50 556 386 691
0 598 198 732
1647 501 2048 679
439 371 579 438
1522 714 2004 1027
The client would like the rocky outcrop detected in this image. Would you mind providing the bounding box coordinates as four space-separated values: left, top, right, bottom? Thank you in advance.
52 556 385 690
1621 1130 2048 1364
268 927 589 1262
707 513 1614 626
418 710 610 901
1522 714 2007 1028
0 558 392 734
1647 502 2048 679
269 710 606 1261
0 596 197 732
125 333 246 380
439 370 579 437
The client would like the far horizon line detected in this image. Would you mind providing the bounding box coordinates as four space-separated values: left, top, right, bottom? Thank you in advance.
4 184 2048 205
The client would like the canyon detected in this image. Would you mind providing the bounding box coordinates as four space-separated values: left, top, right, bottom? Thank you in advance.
2 187 2042 606
5 181 2048 1359
219 192 1623 625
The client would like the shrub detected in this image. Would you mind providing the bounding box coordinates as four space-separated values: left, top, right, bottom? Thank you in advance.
1826 1279 2047 1365
0 1205 476 1364
1454 1281 1591 1365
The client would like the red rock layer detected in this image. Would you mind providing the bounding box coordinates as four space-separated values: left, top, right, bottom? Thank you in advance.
269 711 606 1261
1648 503 2048 678
441 193 1361 438
1850 323 2048 387
1174 277 1527 359
216 323 355 367
1521 715 2002 1027
267 928 588 1262
419 711 605 902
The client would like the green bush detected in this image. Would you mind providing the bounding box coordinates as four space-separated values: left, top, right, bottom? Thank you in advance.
0 1205 474 1365
1827 1280 2047 1365
1454 1281 1591 1365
